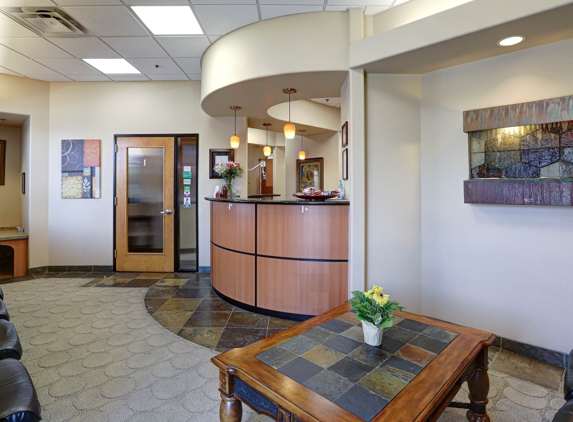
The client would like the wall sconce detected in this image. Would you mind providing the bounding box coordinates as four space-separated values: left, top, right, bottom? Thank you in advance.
298 129 306 160
263 123 272 157
283 88 296 139
230 106 241 148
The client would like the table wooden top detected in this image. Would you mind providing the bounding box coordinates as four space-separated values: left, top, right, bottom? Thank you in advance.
212 303 495 422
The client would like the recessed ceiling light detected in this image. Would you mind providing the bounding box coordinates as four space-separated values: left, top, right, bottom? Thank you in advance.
497 36 525 47
131 6 203 35
83 59 140 74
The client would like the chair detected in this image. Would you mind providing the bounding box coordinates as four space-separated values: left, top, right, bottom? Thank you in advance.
553 350 573 422
0 359 41 422
0 321 22 360
0 285 3 300
0 300 8 321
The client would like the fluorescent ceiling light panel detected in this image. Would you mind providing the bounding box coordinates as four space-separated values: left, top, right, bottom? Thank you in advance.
83 58 140 74
131 6 203 35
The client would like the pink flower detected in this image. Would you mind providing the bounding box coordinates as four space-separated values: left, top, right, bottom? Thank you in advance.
235 163 240 167
227 163 232 169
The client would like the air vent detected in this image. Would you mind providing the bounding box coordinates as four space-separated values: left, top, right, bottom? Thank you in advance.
3 7 93 36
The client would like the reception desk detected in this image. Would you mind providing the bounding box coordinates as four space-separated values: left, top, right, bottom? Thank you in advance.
207 197 349 319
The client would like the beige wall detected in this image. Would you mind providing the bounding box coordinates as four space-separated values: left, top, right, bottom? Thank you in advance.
48 81 242 267
0 74 50 268
0 126 22 226
365 73 422 313
420 38 573 353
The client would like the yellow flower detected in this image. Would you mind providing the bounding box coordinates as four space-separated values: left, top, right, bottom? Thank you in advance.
365 286 390 306
365 285 383 298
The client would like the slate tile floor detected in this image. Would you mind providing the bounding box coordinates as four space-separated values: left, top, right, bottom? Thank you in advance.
0 270 567 394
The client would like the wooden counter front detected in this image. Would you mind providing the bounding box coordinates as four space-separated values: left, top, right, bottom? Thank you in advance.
209 199 349 317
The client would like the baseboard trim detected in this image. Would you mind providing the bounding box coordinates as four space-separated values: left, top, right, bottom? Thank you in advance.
493 336 568 368
28 265 114 274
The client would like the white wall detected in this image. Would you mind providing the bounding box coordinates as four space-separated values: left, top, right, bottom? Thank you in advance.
0 74 50 268
49 81 242 267
366 74 422 313
21 118 30 234
0 126 22 226
420 38 573 353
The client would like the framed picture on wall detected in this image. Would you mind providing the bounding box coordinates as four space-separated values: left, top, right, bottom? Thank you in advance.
296 157 324 191
342 148 348 180
341 121 348 147
209 149 234 179
0 140 5 185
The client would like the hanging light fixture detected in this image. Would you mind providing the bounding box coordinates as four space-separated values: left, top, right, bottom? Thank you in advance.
298 129 306 160
230 106 241 148
262 123 272 157
283 88 296 139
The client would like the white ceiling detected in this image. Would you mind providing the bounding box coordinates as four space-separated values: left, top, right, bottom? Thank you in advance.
0 0 408 82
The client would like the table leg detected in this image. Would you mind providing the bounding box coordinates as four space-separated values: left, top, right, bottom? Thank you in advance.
466 348 490 422
220 392 242 422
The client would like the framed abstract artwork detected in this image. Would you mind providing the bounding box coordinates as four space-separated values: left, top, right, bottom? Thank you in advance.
61 139 101 199
209 149 234 178
296 157 324 191
341 121 348 147
0 140 5 185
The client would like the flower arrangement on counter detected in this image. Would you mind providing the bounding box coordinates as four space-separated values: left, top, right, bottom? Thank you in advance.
213 161 243 183
349 285 405 328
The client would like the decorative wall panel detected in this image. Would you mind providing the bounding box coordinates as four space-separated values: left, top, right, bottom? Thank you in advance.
61 139 101 199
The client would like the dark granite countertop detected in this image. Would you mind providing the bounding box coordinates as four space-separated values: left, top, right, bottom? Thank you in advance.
205 197 349 205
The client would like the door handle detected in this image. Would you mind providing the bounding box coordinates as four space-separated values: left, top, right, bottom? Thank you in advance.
160 209 173 215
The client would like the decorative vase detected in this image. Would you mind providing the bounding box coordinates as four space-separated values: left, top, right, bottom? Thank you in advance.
361 320 384 346
225 180 233 199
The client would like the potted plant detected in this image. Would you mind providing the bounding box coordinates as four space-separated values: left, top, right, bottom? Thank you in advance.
349 286 405 346
213 161 243 199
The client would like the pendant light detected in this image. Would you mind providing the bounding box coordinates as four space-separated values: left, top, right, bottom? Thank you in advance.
263 123 272 157
283 88 296 139
230 106 241 148
298 129 306 160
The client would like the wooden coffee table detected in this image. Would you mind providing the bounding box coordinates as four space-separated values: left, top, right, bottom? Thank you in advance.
212 303 495 422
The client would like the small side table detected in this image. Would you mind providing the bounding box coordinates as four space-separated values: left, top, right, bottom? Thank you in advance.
0 230 28 278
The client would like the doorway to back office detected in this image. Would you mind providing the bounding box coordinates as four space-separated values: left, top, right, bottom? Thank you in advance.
114 134 198 273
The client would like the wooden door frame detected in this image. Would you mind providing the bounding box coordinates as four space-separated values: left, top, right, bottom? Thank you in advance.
113 134 199 273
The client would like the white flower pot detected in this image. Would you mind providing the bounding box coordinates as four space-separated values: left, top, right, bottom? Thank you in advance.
361 320 384 346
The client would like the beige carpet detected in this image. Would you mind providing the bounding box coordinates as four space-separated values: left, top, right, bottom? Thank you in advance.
2 278 565 421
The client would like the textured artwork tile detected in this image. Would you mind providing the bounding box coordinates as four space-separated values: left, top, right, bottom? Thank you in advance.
471 164 502 179
471 138 485 153
520 148 559 167
502 163 540 178
471 153 485 168
560 161 573 177
520 131 559 150
485 133 520 152
561 148 573 163
562 130 573 147
485 151 521 169
61 139 101 199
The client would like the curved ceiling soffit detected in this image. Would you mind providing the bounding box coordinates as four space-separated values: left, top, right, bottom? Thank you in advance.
267 100 340 133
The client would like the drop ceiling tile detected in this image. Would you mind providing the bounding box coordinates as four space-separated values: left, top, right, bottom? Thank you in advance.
107 74 149 81
0 58 61 75
326 0 392 5
124 0 188 4
0 38 74 59
192 0 255 4
102 37 168 58
260 0 322 4
364 5 389 14
0 44 25 59
193 5 259 36
148 74 189 81
0 13 40 38
27 74 74 81
70 74 111 81
36 58 101 74
260 5 321 20
127 58 184 74
208 35 220 43
0 66 22 76
155 36 209 58
0 0 56 7
173 57 201 73
49 38 120 58
186 72 201 80
56 0 122 5
63 6 148 36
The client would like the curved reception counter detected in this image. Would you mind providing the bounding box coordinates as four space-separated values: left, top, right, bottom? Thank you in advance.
207 197 349 319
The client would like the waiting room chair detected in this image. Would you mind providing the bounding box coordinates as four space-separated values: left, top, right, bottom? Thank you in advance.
0 359 42 422
0 320 22 360
552 350 573 422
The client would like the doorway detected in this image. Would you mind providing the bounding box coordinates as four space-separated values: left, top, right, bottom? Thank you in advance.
114 135 198 273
